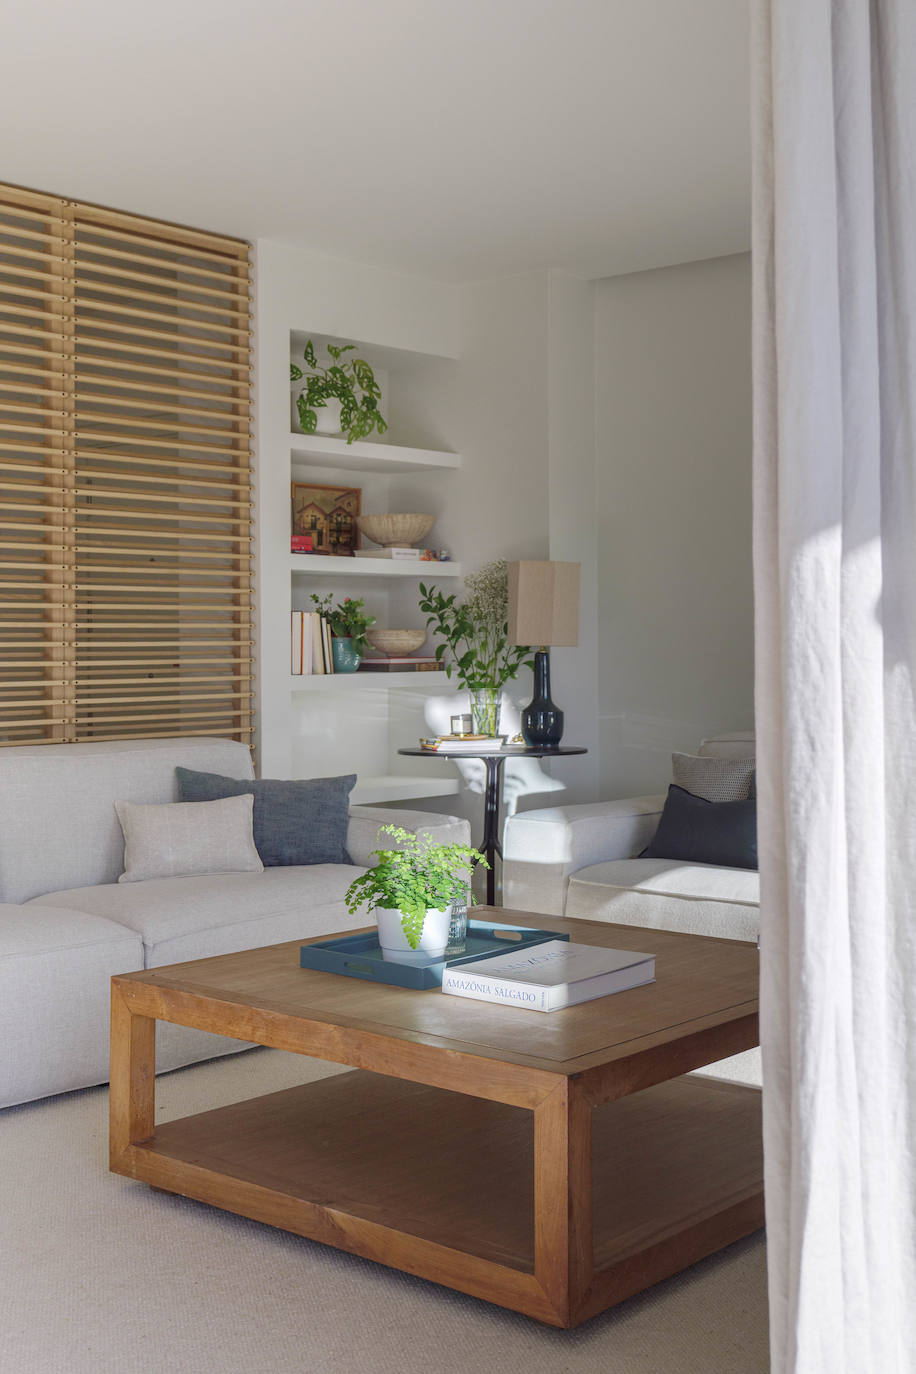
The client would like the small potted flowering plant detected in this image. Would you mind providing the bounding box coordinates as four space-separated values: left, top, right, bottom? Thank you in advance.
311 593 375 673
344 825 488 963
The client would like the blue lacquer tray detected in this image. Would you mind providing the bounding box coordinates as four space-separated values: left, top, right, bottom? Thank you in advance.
299 920 569 991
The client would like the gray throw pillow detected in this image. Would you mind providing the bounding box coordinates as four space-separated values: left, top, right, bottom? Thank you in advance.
643 784 758 871
175 768 356 867
115 794 263 884
671 752 756 803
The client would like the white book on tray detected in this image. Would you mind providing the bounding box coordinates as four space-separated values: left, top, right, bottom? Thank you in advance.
441 940 655 1012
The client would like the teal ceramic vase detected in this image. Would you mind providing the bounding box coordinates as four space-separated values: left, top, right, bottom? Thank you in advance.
331 636 361 673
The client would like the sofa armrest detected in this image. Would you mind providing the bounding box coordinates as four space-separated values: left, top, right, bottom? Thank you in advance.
346 806 471 868
502 795 665 917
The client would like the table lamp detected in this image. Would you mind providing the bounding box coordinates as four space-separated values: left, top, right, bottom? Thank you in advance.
507 561 580 747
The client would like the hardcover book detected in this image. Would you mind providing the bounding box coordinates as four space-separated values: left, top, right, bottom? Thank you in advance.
440 939 655 1011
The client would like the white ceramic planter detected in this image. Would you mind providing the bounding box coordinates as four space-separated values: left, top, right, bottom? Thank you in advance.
292 390 344 436
376 906 450 964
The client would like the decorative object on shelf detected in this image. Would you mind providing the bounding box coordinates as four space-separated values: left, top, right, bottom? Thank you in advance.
418 559 535 737
290 339 388 443
365 628 426 656
290 534 314 554
420 548 451 561
356 512 435 548
291 481 361 556
310 593 375 674
344 824 487 962
508 561 580 748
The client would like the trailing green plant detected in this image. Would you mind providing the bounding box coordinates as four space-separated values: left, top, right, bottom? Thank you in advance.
344 825 488 949
290 340 388 444
418 558 534 691
311 593 376 657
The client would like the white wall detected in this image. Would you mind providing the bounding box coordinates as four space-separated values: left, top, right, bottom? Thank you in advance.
593 252 754 797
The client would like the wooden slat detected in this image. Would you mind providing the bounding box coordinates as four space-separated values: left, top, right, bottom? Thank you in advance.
75 276 250 318
74 211 249 261
75 240 251 287
75 359 251 393
75 296 251 339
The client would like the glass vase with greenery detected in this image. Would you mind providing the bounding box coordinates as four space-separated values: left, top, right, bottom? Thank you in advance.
290 340 388 444
310 593 375 656
344 825 488 950
418 559 533 735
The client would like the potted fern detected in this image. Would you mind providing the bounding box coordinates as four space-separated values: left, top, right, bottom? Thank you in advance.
344 825 488 963
290 340 388 444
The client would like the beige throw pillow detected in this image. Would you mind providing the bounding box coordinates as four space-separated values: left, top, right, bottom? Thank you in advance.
115 794 264 884
671 752 756 803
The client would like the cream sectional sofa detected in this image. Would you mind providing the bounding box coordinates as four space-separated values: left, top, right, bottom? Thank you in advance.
0 736 468 1109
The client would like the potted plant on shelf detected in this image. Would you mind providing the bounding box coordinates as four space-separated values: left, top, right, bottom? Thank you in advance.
344 825 488 963
418 559 534 736
290 340 388 444
311 593 376 673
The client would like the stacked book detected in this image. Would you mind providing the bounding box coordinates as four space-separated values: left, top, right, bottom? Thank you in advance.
419 734 509 752
291 611 334 675
360 656 440 673
441 940 656 1011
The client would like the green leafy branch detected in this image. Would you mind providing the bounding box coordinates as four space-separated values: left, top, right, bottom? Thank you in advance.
418 572 533 692
290 339 389 444
344 825 488 949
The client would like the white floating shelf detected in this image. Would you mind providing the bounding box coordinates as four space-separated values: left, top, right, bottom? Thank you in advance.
290 433 460 474
351 775 460 805
290 555 461 579
290 672 449 692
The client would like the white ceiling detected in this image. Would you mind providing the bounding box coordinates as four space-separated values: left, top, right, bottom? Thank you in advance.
0 0 750 283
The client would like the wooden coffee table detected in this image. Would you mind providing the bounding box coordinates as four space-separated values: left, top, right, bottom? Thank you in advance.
109 910 762 1328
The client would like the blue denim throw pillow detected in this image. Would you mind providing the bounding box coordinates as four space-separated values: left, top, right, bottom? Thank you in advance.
175 768 356 867
642 783 758 871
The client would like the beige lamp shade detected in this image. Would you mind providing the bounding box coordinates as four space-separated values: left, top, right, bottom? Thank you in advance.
508 561 580 647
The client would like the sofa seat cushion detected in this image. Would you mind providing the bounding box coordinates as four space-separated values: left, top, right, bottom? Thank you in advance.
566 857 760 942
0 904 144 1108
30 866 364 969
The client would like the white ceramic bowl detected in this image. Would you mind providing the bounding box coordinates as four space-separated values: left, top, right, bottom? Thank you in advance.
366 628 427 656
357 513 434 548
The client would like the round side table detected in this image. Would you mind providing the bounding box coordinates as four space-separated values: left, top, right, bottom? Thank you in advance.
397 745 587 905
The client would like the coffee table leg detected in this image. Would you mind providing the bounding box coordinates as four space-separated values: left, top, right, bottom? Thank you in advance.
533 1078 593 1326
109 982 156 1169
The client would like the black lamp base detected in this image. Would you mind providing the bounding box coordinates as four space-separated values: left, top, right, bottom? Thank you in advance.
521 649 564 747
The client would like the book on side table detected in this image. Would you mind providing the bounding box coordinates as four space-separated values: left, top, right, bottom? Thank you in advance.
441 939 655 1012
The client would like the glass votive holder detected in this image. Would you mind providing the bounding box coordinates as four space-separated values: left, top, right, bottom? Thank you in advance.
445 899 469 957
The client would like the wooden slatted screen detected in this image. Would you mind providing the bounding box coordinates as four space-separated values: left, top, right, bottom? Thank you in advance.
0 183 253 745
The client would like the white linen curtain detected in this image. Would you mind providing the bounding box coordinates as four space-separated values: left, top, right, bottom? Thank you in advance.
752 1 916 1370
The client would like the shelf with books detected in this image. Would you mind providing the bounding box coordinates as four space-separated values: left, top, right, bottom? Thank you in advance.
290 555 462 579
290 433 460 474
290 671 449 692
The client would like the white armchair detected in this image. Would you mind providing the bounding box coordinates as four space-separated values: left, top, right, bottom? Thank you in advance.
503 732 760 1086
503 733 759 943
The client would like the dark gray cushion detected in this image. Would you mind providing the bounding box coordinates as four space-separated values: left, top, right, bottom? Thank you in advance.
175 768 356 867
642 783 758 871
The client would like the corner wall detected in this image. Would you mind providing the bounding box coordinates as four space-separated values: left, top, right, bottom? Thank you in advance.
593 252 754 797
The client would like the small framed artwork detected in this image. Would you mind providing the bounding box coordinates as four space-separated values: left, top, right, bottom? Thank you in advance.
291 482 361 556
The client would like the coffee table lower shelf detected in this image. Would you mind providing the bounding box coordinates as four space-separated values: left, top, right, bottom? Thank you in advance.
112 1068 763 1327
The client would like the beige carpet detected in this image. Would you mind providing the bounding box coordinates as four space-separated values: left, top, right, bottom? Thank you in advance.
0 1049 769 1374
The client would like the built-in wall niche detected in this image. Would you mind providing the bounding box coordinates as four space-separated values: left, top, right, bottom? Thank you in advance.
289 330 459 456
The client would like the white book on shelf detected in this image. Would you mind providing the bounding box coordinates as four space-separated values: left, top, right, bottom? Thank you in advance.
354 547 421 560
309 612 325 674
290 611 303 675
441 940 655 1012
